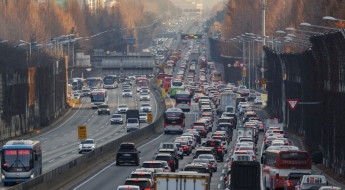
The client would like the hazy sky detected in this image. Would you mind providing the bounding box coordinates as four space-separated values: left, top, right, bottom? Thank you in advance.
201 0 225 11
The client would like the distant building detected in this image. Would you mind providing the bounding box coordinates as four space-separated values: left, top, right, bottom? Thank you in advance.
171 0 203 16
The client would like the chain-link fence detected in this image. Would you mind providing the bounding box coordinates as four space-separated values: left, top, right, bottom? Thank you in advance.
265 29 345 177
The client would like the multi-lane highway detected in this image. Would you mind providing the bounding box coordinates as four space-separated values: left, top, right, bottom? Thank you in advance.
0 81 159 189
65 25 264 190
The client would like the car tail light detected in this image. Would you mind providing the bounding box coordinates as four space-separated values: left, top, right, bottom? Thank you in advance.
188 103 191 107
217 148 222 152
276 173 279 182
191 125 194 129
179 148 183 152
164 122 167 127
165 166 170 171
168 160 174 165
286 180 291 187
208 164 211 169
183 146 189 150
202 130 206 133
144 188 151 190
229 162 232 167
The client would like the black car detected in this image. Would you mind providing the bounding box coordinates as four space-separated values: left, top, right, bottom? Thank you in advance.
157 148 180 165
247 93 257 101
154 153 178 171
124 178 153 190
183 164 210 176
116 142 140 166
204 139 224 162
98 104 110 115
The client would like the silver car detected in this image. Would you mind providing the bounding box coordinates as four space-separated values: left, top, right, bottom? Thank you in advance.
140 93 150 101
139 113 147 123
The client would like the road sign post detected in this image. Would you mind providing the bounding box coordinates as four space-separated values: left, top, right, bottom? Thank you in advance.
286 99 299 111
78 125 87 139
147 113 153 123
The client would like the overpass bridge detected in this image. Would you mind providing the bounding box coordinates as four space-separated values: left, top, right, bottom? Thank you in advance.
92 49 155 76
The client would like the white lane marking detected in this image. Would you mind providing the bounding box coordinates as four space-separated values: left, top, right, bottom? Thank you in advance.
218 184 221 189
51 147 57 150
115 133 118 135
72 133 164 190
101 126 104 129
42 151 46 153
32 100 84 139
64 134 68 136
72 150 77 152
220 176 223 181
72 130 75 133
87 119 90 121
83 123 86 125
260 136 265 189
92 115 94 117
61 154 66 158
120 129 123 131
167 95 175 108
48 159 55 163
62 143 67 146
95 130 99 133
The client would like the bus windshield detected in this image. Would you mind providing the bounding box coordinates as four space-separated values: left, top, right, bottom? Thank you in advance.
172 81 183 87
2 150 33 171
91 94 105 102
164 112 184 124
137 79 148 87
103 77 114 85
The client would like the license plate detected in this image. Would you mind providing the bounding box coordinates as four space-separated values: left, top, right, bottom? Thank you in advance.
15 180 21 183
172 125 175 128
123 154 131 156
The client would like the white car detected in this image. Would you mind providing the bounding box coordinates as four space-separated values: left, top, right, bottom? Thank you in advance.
140 103 152 112
117 104 128 113
78 139 96 154
139 113 147 123
254 97 263 104
140 88 150 94
140 93 150 101
122 89 132 97
197 154 218 172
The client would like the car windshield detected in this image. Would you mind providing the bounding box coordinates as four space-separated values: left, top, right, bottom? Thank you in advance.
155 156 170 161
112 115 121 118
80 140 94 144
141 93 148 95
142 104 150 107
198 155 213 159
82 90 90 92
184 167 207 173
123 89 131 92
140 113 147 116
119 105 127 108
142 162 162 168
130 174 152 179
99 105 108 108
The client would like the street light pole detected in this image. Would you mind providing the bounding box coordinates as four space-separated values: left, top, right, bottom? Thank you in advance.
261 0 266 82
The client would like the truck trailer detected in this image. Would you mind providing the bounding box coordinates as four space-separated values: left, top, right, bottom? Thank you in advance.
154 172 210 190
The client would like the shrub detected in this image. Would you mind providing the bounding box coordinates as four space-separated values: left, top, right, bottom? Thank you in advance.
311 151 323 164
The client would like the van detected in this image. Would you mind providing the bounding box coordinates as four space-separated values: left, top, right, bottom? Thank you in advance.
126 118 139 132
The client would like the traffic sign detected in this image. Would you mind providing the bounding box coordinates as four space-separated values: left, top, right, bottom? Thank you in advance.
162 89 166 98
260 68 265 72
147 113 153 123
242 70 247 76
78 125 87 139
287 99 299 111
243 67 247 71
228 63 231 67
240 63 244 68
255 79 260 84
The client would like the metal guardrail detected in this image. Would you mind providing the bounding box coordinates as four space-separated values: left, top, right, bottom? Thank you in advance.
9 80 165 190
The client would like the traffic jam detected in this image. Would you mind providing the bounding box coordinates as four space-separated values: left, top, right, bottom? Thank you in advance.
116 37 337 190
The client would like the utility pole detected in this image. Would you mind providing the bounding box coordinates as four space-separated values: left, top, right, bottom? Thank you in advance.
261 0 266 82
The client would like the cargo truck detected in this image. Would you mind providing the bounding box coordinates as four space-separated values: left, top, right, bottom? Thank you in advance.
154 172 210 190
217 92 237 116
230 161 261 190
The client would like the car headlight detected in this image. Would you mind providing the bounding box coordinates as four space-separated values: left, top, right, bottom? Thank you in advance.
91 145 95 148
79 144 82 148
2 174 5 179
107 109 109 111
30 174 34 179
98 109 101 111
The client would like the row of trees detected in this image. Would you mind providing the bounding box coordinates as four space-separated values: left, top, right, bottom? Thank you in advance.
0 0 180 53
211 0 345 57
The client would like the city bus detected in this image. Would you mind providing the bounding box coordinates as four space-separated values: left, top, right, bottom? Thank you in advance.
164 108 185 134
1 140 42 185
262 150 311 189
175 91 192 112
169 79 185 97
163 77 173 92
103 75 117 89
136 77 149 92
90 91 107 109
86 77 98 88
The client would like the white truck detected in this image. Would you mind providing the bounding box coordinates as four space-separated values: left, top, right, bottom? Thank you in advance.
154 172 210 190
217 92 237 116
295 175 328 190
